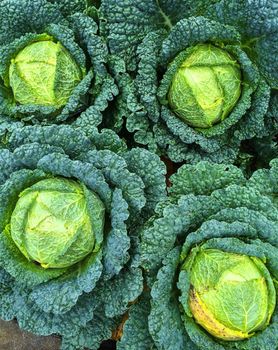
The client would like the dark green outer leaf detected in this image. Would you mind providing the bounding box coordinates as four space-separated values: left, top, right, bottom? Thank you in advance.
0 0 66 44
118 292 156 350
149 247 198 350
49 0 90 17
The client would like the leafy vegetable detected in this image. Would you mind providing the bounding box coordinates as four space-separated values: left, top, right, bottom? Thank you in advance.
130 161 278 350
0 124 166 349
0 2 277 349
10 177 104 269
9 39 84 108
0 0 118 127
101 0 277 163
168 44 241 128
182 248 276 341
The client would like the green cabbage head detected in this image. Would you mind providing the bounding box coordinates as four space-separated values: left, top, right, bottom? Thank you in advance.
10 177 105 269
9 38 84 108
168 44 241 128
181 248 276 341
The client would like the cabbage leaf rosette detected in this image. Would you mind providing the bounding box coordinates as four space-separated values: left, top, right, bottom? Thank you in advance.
0 0 118 128
101 0 278 163
0 124 166 349
119 161 278 350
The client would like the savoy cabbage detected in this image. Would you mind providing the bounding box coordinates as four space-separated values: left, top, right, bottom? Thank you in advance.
127 161 278 350
0 0 118 129
0 1 277 350
0 124 166 349
101 0 278 163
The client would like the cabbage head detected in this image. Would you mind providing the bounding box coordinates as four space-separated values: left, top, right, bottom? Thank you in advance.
168 44 241 128
10 177 104 269
9 39 84 108
182 248 276 341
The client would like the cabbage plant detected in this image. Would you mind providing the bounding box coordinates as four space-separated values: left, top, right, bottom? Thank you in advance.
0 124 166 349
119 161 278 350
0 0 118 127
102 0 277 163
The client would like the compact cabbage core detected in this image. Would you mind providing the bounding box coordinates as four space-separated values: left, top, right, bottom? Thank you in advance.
168 44 241 128
181 248 276 341
10 177 105 269
9 39 83 108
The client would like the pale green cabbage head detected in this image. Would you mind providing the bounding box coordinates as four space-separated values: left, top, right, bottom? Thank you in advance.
168 44 241 128
181 248 276 340
10 177 105 269
9 38 84 108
